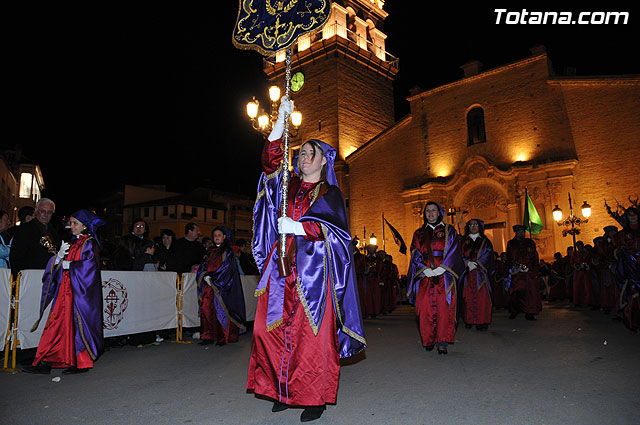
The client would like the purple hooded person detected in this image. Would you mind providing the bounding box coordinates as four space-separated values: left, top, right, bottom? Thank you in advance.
24 209 105 375
247 97 365 421
406 201 464 354
459 218 494 331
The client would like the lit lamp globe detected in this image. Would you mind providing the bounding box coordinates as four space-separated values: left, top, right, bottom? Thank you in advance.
258 114 269 129
581 201 592 218
269 86 281 102
552 205 563 222
246 99 259 119
369 233 377 246
291 110 302 127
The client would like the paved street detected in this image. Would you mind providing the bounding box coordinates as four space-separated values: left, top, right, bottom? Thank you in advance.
1 302 638 425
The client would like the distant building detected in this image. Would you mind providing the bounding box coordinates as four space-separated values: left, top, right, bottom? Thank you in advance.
0 147 45 223
120 185 254 242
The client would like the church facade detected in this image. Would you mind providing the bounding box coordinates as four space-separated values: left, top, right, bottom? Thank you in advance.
347 50 640 271
257 1 639 274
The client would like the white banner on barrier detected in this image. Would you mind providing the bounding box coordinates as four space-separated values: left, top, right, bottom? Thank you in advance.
181 273 200 328
16 270 49 350
0 268 11 351
102 271 178 338
11 270 259 350
17 270 179 349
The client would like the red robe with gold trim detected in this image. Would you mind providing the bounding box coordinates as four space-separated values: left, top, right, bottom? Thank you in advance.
247 138 340 406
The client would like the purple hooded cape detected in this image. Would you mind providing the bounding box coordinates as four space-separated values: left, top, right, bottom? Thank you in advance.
406 202 464 306
616 246 640 309
460 219 495 295
252 144 365 359
196 243 247 333
33 236 104 361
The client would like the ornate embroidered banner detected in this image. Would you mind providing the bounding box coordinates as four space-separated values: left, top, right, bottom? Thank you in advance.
232 0 332 56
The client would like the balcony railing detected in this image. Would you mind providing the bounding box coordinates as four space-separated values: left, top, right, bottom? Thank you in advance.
263 21 399 71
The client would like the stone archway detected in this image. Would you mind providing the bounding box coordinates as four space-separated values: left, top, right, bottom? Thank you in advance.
454 178 510 253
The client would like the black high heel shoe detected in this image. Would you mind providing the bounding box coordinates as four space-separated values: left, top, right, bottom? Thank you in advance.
437 346 448 355
301 405 326 422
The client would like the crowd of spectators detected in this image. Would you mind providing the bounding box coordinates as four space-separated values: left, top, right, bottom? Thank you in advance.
106 218 259 276
0 199 259 279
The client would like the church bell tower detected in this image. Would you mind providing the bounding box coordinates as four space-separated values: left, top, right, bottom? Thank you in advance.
262 0 398 200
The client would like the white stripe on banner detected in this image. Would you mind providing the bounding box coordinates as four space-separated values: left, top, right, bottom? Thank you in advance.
0 268 11 351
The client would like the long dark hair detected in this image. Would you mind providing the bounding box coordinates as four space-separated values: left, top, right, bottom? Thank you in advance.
297 140 327 182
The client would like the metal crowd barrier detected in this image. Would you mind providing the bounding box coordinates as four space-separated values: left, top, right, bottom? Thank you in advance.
0 270 259 372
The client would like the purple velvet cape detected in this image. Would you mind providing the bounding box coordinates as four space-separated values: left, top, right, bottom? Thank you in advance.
252 168 366 359
406 220 464 307
33 236 104 361
195 248 247 332
616 246 640 308
460 235 495 295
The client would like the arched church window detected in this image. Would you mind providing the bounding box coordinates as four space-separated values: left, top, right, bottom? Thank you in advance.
467 107 486 146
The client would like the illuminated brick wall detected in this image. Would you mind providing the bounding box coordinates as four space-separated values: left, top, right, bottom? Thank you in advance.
554 79 640 248
347 53 640 273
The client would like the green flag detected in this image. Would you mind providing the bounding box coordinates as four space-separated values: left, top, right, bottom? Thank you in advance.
523 191 544 234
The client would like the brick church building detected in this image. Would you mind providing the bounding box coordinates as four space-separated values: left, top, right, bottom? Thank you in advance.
263 0 640 273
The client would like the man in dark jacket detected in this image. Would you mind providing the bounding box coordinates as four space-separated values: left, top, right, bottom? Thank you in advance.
168 222 206 274
10 198 60 277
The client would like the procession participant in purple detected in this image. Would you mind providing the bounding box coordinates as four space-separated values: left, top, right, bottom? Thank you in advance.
506 225 541 321
23 209 105 375
492 252 509 309
460 219 494 331
364 250 382 318
548 252 567 301
591 236 615 314
571 241 596 307
564 246 575 301
407 202 464 355
601 226 620 316
352 239 367 319
246 99 365 422
613 207 640 331
383 253 399 314
196 226 246 346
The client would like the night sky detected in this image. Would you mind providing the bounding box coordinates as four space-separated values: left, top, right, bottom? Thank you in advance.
4 4 638 217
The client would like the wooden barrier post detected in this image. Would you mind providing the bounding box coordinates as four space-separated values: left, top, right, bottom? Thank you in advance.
2 274 21 372
172 274 190 344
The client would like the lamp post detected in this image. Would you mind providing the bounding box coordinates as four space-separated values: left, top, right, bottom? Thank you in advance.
246 86 302 137
552 193 591 248
365 233 378 256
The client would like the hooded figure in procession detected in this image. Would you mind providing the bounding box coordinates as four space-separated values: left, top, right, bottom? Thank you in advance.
460 218 495 331
247 98 365 422
196 226 246 346
406 201 464 354
23 209 105 375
